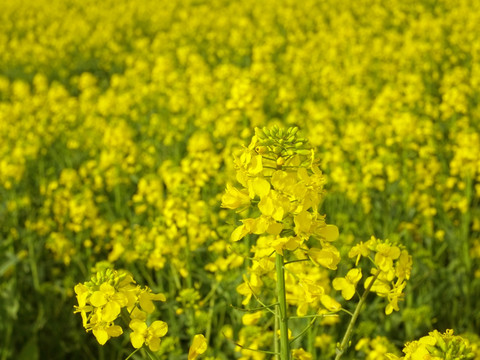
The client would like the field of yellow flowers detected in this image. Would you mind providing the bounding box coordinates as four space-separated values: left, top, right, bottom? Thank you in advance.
1 0 480 359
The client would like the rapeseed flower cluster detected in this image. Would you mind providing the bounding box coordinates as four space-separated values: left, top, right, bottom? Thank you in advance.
74 268 167 350
344 236 412 315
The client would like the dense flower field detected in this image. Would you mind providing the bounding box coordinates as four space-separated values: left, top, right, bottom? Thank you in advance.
1 0 480 359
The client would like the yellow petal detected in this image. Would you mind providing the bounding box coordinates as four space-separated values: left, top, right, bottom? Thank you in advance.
294 211 312 234
267 222 283 236
90 291 107 307
320 294 341 312
130 331 145 349
150 321 168 337
148 337 161 352
188 334 208 360
251 177 270 198
332 277 347 292
129 319 147 332
101 301 121 322
242 312 262 325
308 247 340 270
346 268 362 284
107 325 123 338
231 224 247 241
333 277 354 300
258 196 274 217
93 328 109 345
317 225 339 242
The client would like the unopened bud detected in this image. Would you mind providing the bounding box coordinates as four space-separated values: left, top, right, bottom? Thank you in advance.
273 146 282 154
255 127 266 139
255 146 267 154
297 149 311 155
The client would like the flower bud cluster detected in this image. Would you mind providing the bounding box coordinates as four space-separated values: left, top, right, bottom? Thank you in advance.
255 126 312 160
74 268 167 350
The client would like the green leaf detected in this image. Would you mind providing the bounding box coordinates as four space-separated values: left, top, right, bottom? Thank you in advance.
17 337 39 360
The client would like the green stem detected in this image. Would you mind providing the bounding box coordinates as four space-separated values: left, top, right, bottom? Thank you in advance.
290 317 316 343
335 271 380 360
275 307 280 360
205 288 216 345
125 348 140 360
276 253 290 360
307 323 316 360
27 235 40 292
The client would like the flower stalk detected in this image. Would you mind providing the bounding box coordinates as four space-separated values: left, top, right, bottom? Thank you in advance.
334 271 380 360
276 253 290 360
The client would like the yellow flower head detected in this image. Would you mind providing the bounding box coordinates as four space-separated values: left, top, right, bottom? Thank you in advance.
129 319 168 352
333 268 362 300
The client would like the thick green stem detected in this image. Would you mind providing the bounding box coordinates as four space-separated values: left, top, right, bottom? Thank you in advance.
275 307 280 360
276 253 290 360
335 271 380 360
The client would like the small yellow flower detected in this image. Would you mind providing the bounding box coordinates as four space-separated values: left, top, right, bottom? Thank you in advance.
385 280 406 315
316 224 339 242
73 284 92 327
129 319 168 351
308 245 341 270
137 288 166 314
242 311 263 326
221 184 250 209
333 268 362 300
375 243 401 272
320 294 341 312
89 313 123 345
348 239 374 266
292 348 312 360
89 283 128 322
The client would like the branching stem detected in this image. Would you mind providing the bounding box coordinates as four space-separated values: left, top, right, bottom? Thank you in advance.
335 271 381 360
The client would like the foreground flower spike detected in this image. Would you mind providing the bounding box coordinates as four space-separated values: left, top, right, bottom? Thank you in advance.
74 267 167 347
223 126 341 359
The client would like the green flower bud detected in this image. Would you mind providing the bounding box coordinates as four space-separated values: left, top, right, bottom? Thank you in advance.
297 149 311 155
255 146 268 154
435 334 447 352
255 127 266 139
273 146 282 154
